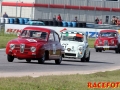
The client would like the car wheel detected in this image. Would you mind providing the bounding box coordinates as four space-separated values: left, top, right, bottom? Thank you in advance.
81 51 86 62
7 55 14 62
55 55 62 64
86 52 90 62
115 48 119 53
26 59 31 63
118 46 120 53
95 48 98 52
99 49 102 52
38 53 45 64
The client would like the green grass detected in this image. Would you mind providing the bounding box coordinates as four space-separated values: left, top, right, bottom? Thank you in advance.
0 70 120 90
88 38 95 48
0 30 17 48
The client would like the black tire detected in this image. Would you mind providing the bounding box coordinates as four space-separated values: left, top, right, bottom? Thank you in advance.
26 59 31 63
118 46 120 53
55 55 62 64
38 53 45 64
115 48 119 53
81 51 86 62
86 52 90 62
99 49 102 52
7 55 14 62
95 48 98 52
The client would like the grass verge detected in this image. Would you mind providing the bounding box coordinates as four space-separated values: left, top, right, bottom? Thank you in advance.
0 32 17 48
0 70 120 90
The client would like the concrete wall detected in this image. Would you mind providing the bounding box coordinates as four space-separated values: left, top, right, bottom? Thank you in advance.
35 0 120 8
2 6 34 18
34 7 120 23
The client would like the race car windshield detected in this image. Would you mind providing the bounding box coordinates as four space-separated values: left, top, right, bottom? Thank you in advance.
61 34 83 42
100 32 117 37
20 30 48 40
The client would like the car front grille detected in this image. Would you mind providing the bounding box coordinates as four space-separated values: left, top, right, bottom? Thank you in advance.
15 44 30 53
65 53 76 56
104 40 108 46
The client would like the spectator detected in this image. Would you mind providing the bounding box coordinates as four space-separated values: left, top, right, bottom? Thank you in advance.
95 17 99 24
98 19 102 24
114 17 118 25
57 14 62 22
117 18 120 26
3 12 8 18
74 16 78 22
53 15 56 22
111 16 116 25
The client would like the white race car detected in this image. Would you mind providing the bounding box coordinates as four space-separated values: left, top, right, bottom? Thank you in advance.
60 30 90 62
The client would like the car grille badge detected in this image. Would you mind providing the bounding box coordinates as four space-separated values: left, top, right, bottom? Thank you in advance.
20 44 25 53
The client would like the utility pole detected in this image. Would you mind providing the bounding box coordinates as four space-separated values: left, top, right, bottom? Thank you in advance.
0 0 2 31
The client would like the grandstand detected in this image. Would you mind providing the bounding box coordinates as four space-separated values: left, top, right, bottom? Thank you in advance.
1 0 120 23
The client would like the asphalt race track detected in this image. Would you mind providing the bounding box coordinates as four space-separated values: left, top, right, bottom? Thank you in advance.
0 48 120 77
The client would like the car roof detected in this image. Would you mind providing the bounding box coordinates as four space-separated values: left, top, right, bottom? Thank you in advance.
23 27 54 33
61 30 86 35
100 29 117 33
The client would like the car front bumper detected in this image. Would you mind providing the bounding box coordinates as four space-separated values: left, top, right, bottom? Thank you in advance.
95 46 118 50
8 49 40 59
64 52 83 59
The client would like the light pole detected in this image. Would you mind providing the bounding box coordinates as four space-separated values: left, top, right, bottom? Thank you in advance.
0 0 2 17
0 0 3 32
20 1 23 18
16 1 18 18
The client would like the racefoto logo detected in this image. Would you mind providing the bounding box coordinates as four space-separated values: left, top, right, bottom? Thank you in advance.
88 82 120 88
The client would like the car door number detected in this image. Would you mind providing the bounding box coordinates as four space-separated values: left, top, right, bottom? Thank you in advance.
62 44 68 49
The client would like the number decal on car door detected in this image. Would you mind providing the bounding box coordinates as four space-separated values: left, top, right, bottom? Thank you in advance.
53 44 56 54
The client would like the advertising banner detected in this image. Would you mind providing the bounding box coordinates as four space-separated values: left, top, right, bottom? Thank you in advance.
5 24 113 38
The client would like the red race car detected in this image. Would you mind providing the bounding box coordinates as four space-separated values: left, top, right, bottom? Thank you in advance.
94 29 120 53
6 27 64 64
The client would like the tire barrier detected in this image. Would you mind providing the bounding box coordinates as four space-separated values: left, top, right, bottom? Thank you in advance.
72 22 77 27
0 17 5 24
53 21 58 26
24 18 29 24
14 18 19 24
18 18 24 24
62 21 67 27
9 18 14 24
49 21 53 26
2 18 87 28
67 22 72 27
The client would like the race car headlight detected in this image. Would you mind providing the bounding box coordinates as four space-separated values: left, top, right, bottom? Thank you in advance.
10 44 15 50
99 40 102 44
30 47 36 52
78 46 83 51
111 40 114 44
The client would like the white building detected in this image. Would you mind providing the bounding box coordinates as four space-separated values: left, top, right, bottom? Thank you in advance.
1 0 120 23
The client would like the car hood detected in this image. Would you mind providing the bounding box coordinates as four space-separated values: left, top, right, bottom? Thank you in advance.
61 41 84 50
9 38 46 46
